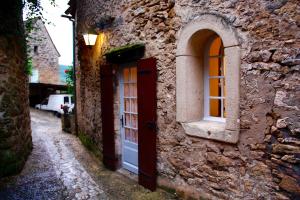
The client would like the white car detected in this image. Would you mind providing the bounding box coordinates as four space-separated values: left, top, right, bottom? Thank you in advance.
35 94 74 115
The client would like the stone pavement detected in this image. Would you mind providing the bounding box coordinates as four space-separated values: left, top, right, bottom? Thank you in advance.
0 109 177 200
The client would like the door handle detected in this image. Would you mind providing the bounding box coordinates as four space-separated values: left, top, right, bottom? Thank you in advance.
120 115 124 127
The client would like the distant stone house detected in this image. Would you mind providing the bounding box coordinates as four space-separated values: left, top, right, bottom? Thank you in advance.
66 0 300 199
27 19 67 106
27 19 61 84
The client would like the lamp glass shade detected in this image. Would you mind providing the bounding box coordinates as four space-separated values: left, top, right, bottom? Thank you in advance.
83 33 98 46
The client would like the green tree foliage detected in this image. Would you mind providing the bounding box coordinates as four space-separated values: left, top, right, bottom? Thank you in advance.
24 0 56 32
65 66 74 95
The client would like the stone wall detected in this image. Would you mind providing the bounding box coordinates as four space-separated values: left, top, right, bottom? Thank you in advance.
75 43 104 147
75 0 300 199
0 1 32 177
27 20 61 85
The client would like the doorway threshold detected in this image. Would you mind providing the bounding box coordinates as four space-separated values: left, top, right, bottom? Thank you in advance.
117 168 138 182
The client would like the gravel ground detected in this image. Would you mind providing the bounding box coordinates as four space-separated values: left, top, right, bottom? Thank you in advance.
0 109 178 200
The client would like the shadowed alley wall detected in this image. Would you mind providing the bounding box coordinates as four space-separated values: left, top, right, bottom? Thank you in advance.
0 0 32 177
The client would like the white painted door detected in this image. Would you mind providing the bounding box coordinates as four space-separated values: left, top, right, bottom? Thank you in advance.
120 66 138 174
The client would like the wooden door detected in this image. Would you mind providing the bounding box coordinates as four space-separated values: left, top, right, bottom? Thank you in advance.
137 58 157 191
100 64 118 170
120 66 139 173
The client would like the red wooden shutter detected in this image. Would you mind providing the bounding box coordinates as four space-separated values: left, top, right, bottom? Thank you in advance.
137 58 157 191
100 64 118 170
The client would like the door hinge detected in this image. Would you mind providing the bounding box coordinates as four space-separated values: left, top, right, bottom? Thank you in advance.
146 121 157 131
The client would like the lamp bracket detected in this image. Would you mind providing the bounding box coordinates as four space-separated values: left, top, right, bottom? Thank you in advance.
94 15 115 30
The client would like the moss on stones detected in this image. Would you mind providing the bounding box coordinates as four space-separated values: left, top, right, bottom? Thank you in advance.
78 131 102 159
105 43 145 55
0 158 25 177
105 43 145 63
0 149 18 163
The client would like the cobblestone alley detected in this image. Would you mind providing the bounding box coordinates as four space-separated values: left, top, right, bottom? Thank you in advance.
0 109 177 200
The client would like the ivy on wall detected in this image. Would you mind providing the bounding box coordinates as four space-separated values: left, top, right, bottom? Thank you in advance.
25 58 33 76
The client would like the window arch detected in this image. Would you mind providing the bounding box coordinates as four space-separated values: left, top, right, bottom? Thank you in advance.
176 14 240 143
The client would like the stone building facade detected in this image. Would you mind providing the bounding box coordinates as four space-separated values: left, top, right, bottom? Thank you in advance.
27 19 61 85
0 1 32 178
69 0 300 199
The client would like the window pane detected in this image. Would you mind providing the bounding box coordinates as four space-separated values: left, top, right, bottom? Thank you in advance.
131 99 137 113
123 68 130 82
131 114 138 129
124 98 130 112
209 78 222 97
210 99 221 117
125 114 130 127
124 84 130 97
131 129 138 143
131 67 137 82
209 37 222 56
64 96 69 104
209 57 221 76
130 83 137 97
125 128 131 141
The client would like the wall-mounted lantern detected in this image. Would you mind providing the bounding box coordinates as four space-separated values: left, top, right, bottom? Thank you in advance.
82 15 115 46
83 32 98 46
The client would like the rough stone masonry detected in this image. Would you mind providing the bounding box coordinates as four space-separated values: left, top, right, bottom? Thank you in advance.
0 0 32 178
74 0 300 199
27 19 61 85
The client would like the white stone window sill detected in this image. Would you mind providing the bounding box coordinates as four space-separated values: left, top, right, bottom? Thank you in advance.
181 120 239 143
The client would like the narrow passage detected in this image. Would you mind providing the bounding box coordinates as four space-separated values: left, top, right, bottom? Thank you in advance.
0 109 177 200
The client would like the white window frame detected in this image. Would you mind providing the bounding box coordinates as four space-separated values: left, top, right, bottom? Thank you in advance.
203 36 226 123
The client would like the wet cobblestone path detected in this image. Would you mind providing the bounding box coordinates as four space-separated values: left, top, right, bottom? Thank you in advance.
0 110 177 200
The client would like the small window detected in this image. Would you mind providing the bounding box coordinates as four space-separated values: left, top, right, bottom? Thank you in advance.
204 36 226 122
64 96 69 104
71 96 74 104
34 46 38 54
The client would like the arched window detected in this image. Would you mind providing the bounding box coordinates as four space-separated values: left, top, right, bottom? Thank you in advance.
204 36 225 122
176 14 240 143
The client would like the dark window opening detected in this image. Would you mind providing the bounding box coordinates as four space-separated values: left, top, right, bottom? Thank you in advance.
34 46 38 54
71 96 74 104
64 96 69 104
41 98 48 105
